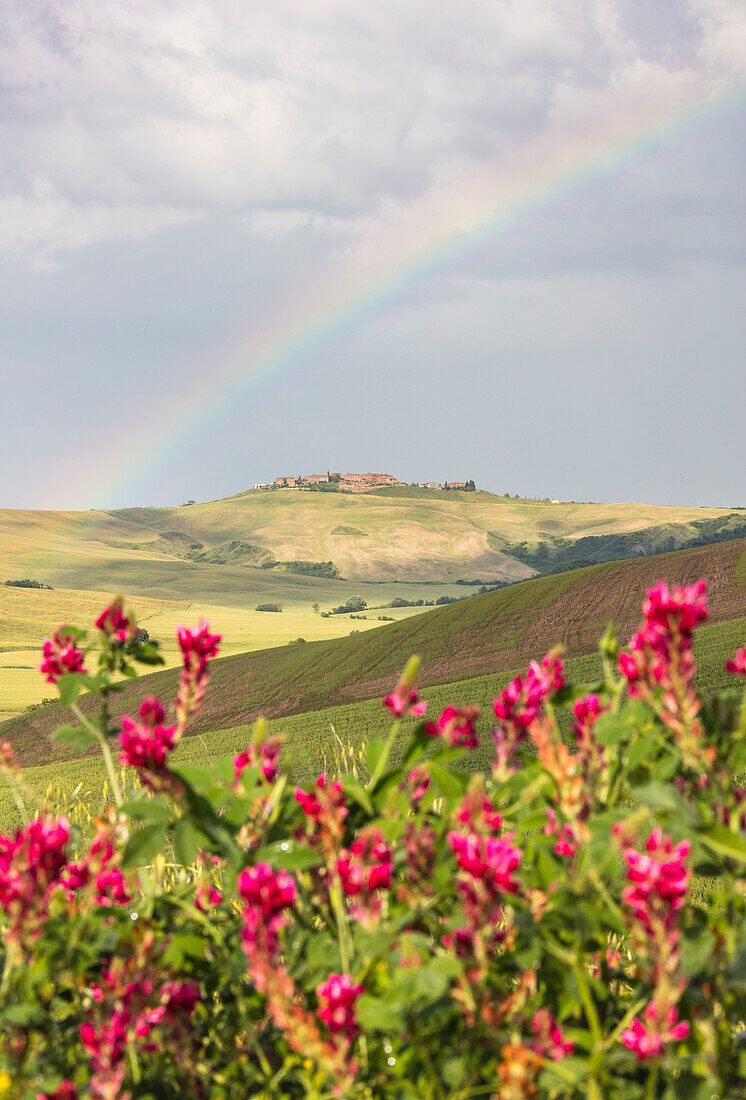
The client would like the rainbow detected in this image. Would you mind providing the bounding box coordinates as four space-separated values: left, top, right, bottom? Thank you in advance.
78 81 743 508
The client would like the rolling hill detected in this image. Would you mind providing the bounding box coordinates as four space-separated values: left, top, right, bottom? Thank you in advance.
6 537 746 770
2 487 744 720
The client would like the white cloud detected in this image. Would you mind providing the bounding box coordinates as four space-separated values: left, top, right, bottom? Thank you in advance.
0 0 742 265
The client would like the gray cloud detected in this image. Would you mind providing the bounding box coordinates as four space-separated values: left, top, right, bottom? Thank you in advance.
0 1 744 509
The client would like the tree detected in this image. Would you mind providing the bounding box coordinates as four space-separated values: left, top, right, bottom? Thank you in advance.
312 602 320 614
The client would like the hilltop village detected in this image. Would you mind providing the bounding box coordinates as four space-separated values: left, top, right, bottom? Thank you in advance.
252 472 477 492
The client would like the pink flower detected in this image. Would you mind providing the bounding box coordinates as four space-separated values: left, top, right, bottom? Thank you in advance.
492 650 563 778
0 815 70 944
403 767 431 808
233 736 282 785
239 862 296 958
384 660 427 718
618 581 710 768
64 818 131 908
449 832 522 896
336 828 392 926
316 973 363 1041
295 773 348 856
426 705 480 748
725 645 746 676
544 808 577 858
39 629 87 683
95 598 136 643
572 693 605 739
621 1004 689 1060
384 684 427 718
176 620 221 669
118 706 176 788
175 620 222 725
37 1083 77 1100
337 829 392 897
531 1009 574 1061
642 579 708 635
620 827 690 936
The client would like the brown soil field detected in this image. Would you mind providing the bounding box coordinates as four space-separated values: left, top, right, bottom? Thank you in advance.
5 539 746 768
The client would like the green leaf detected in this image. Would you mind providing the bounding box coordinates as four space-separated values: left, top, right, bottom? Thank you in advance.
402 721 432 767
625 735 657 770
56 673 86 707
254 840 322 871
173 818 209 866
171 763 221 796
429 763 468 799
699 824 746 864
122 823 168 868
121 797 174 825
593 713 632 747
631 782 696 822
357 994 404 1032
132 643 165 666
365 739 387 777
50 724 96 754
341 775 374 816
2 1003 47 1027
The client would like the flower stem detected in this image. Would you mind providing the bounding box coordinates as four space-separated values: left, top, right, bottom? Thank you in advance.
71 701 123 807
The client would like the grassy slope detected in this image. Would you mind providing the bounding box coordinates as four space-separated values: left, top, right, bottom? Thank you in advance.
0 584 431 719
3 617 744 834
1 490 738 589
6 538 746 770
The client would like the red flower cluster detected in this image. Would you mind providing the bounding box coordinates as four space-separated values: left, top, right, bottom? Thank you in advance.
616 826 691 1060
618 580 710 767
118 697 176 791
620 827 690 937
445 788 522 963
81 968 199 1099
492 650 564 778
426 704 480 748
383 660 427 719
725 644 746 676
544 807 577 859
384 682 427 718
175 620 222 727
337 827 392 926
39 629 87 684
316 973 363 1041
0 815 70 945
621 1004 689 1061
530 1009 574 1061
37 1083 77 1100
238 862 296 960
233 736 282 786
95 598 136 643
642 579 708 635
63 818 130 909
295 773 348 858
403 766 431 809
449 832 522 896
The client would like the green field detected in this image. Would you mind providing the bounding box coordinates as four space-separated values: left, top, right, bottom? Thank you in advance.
5 536 746 774
3 612 743 834
2 486 744 721
0 582 431 720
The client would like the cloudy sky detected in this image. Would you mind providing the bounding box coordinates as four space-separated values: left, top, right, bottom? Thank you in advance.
2 0 745 510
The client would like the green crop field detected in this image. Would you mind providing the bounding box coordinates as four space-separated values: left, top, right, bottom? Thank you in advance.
2 485 744 723
4 537 746 781
0 583 432 720
2 614 742 834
